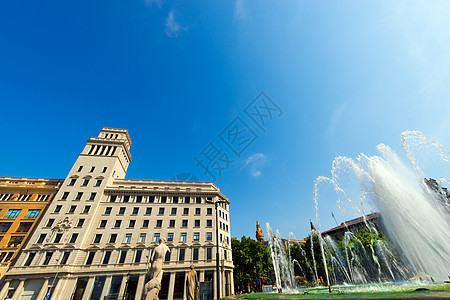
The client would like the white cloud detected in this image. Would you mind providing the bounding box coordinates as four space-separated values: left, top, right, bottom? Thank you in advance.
234 0 246 20
243 153 268 177
144 0 162 8
164 9 185 38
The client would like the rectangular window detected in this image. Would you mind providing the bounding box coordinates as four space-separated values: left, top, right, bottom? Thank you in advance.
143 220 149 228
125 234 132 243
139 233 146 243
62 192 69 200
180 233 187 242
95 180 102 187
77 219 85 227
54 205 62 213
179 248 185 261
153 233 160 242
24 252 36 266
90 166 95 172
105 207 112 215
86 251 95 265
173 196 178 203
0 222 12 233
24 209 41 220
52 233 62 243
119 207 125 215
119 250 127 263
89 192 96 200
183 208 189 215
43 252 53 265
194 220 200 227
193 248 199 261
207 220 212 227
8 236 24 247
161 196 167 203
196 197 201 203
135 250 142 263
148 196 155 203
165 250 171 262
69 206 76 213
184 197 190 203
123 196 130 203
70 233 78 243
37 234 46 244
77 166 83 172
171 208 177 215
82 179 89 187
167 233 174 242
207 247 212 260
109 234 117 243
195 208 201 215
4 209 21 219
83 206 91 214
16 222 32 233
182 220 188 227
169 220 175 227
145 208 152 215
158 208 164 215
68 178 76 186
132 207 139 215
60 251 70 265
129 220 135 228
46 219 55 227
100 220 107 228
102 167 107 173
206 232 212 241
114 220 122 228
193 232 200 241
94 234 102 244
136 196 142 203
102 251 111 264
156 220 162 228
110 195 117 202
207 208 212 215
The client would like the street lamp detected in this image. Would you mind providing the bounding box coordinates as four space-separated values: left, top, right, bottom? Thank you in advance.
205 198 228 300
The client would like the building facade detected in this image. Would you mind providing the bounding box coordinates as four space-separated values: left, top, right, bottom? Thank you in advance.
0 177 63 279
0 128 233 300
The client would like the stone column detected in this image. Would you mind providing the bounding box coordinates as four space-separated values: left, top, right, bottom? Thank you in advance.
230 271 235 295
183 272 188 300
82 276 96 300
11 279 25 300
135 274 146 300
167 272 175 300
0 279 11 300
199 271 204 282
36 278 50 300
100 275 112 299
213 271 217 300
118 274 129 298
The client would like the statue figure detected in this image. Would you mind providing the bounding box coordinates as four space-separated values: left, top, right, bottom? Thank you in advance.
186 265 199 300
144 238 170 300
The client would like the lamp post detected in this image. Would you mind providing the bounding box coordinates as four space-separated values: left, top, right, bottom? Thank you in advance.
206 198 228 300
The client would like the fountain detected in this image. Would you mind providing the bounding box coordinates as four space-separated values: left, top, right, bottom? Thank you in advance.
258 131 450 298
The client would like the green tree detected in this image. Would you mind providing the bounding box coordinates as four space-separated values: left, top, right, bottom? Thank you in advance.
231 236 274 293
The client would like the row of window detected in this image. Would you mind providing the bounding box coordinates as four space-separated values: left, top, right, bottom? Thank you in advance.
50 205 90 215
87 144 117 157
0 222 32 233
60 191 97 201
0 194 50 202
67 178 102 187
25 246 216 267
0 236 25 247
98 219 213 229
37 230 214 245
103 206 213 216
2 209 41 220
76 165 108 173
109 195 214 204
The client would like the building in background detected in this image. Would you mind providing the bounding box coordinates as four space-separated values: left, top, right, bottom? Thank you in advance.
0 128 233 300
0 177 63 279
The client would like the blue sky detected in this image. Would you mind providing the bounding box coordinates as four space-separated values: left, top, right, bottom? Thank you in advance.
1 0 449 239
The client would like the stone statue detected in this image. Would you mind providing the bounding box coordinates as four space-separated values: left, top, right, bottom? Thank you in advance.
186 265 199 300
144 238 170 300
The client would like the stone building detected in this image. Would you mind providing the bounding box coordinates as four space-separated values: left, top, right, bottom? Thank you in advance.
0 128 233 300
0 177 63 279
